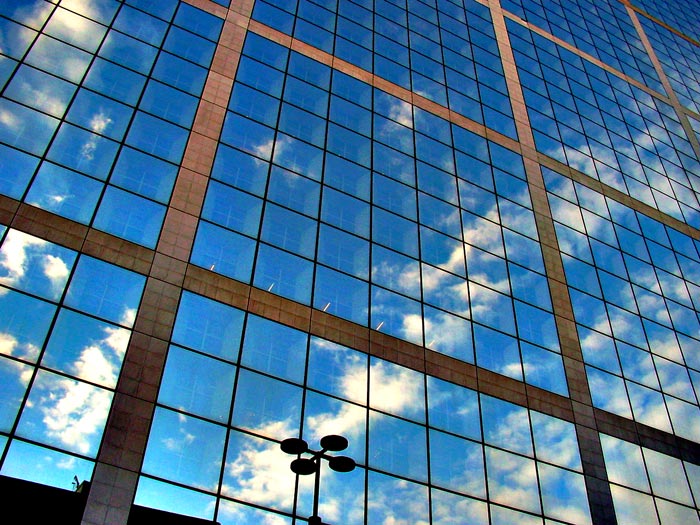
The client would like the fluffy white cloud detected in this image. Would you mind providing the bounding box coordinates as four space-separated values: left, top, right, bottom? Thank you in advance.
0 230 72 298
37 374 112 455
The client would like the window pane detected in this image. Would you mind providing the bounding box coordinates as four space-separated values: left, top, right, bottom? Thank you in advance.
93 187 165 248
231 369 302 437
241 315 308 383
64 256 145 326
142 406 226 489
171 291 244 361
41 309 130 388
16 369 112 456
158 345 236 422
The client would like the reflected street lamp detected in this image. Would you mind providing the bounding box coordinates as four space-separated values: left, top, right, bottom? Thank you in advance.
281 434 356 525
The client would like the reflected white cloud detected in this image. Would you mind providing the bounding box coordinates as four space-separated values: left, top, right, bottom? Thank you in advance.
368 476 430 525
0 231 46 288
11 77 70 117
222 350 429 521
67 313 132 386
31 373 112 455
2 1 53 30
432 490 488 525
388 99 413 128
369 360 423 416
0 331 41 362
223 421 298 511
372 257 420 296
486 447 540 513
79 112 113 161
0 230 71 298
14 302 133 456
255 136 276 161
0 106 20 130
588 369 632 417
531 412 581 471
538 463 591 525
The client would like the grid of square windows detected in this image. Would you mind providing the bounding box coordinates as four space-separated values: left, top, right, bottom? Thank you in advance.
545 168 700 443
501 0 664 94
134 289 593 525
509 19 700 229
0 0 222 248
631 0 700 42
0 227 146 487
250 0 517 138
640 14 700 115
192 32 569 395
601 433 700 524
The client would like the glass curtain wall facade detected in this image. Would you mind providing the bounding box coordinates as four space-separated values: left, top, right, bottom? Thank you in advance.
0 0 700 524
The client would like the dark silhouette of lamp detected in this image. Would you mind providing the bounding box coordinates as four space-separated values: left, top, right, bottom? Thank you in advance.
281 434 356 525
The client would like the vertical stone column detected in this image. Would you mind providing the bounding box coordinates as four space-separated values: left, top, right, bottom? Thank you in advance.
485 2 618 523
81 2 253 524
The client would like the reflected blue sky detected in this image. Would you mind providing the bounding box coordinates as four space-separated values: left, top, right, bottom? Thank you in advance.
0 0 699 523
135 294 593 523
0 226 145 489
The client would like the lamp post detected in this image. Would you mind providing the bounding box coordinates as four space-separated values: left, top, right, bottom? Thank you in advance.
280 434 356 525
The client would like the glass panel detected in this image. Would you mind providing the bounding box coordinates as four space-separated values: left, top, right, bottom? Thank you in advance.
531 411 582 471
1 440 94 489
0 289 55 363
202 181 262 236
41 309 130 388
642 447 693 505
5 65 76 118
110 147 177 203
427 376 481 440
16 369 112 456
429 429 485 498
64 256 145 326
0 144 39 199
369 357 425 422
367 471 429 524
141 406 226 490
135 477 216 521
158 345 236 422
313 265 369 325
600 434 650 492
481 395 532 455
0 356 32 431
231 369 302 437
92 187 165 248
423 305 473 363
302 391 366 469
0 229 76 301
171 291 244 361
431 488 488 525
191 222 256 283
609 485 659 525
26 34 91 82
485 447 540 514
0 99 59 156
45 7 107 52
369 411 428 481
25 162 102 224
253 244 313 305
240 315 308 383
222 430 295 514
538 463 592 525
47 123 119 181
307 337 368 404
218 499 293 525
